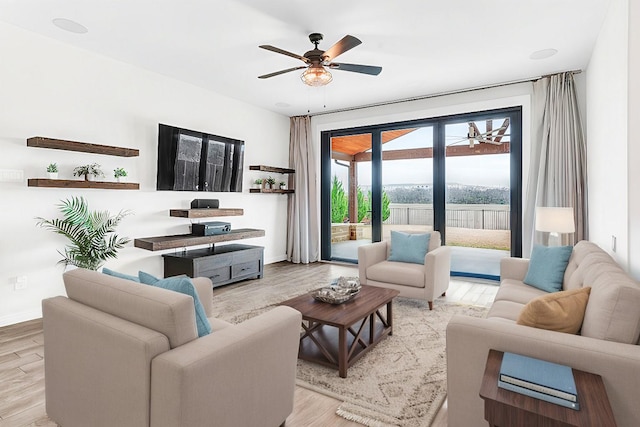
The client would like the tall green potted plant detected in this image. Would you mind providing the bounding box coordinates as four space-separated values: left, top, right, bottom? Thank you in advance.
36 196 131 270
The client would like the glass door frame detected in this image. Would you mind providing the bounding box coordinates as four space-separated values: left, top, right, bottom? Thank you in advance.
320 106 522 262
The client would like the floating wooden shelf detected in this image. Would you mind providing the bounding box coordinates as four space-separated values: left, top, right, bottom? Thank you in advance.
249 189 294 194
27 137 139 157
250 165 295 193
28 178 139 190
134 228 265 251
249 165 295 174
169 208 244 218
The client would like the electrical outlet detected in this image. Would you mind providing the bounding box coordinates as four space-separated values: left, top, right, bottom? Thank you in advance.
612 235 617 252
12 276 28 290
0 169 24 182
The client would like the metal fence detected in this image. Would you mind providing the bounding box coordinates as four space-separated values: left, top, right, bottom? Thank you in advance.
385 203 510 230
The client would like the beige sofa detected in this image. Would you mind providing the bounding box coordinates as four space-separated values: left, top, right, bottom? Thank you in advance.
446 241 640 427
358 230 451 309
42 268 302 427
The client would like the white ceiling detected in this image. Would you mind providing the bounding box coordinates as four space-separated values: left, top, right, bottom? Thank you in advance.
0 0 611 117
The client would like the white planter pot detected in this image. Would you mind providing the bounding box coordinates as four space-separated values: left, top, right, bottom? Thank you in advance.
47 172 58 179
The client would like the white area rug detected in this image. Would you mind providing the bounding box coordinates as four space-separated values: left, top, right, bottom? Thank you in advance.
211 278 488 426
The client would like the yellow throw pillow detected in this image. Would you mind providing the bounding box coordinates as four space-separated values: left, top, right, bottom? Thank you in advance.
517 287 591 334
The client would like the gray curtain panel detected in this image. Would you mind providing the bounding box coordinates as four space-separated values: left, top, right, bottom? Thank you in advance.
526 72 588 253
287 116 319 263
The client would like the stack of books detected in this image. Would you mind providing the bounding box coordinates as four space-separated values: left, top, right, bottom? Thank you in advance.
498 352 579 410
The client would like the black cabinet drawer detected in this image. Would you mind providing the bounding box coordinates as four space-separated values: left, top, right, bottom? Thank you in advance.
193 253 233 270
232 261 259 278
206 267 231 283
163 244 264 288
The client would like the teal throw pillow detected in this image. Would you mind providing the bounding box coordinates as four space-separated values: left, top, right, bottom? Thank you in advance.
102 267 140 283
138 271 212 337
387 231 431 265
523 245 573 293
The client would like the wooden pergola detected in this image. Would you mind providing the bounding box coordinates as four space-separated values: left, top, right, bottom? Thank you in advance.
330 120 510 223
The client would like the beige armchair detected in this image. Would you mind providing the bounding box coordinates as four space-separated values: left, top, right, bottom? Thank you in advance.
358 230 451 310
42 268 302 427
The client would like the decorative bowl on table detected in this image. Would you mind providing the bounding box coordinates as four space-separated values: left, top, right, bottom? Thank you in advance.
312 278 361 304
335 276 361 292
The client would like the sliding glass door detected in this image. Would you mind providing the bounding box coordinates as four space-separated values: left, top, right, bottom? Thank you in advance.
327 132 375 261
444 116 516 279
321 107 521 279
380 127 434 240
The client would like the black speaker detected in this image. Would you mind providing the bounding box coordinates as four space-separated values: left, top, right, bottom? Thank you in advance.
190 199 219 209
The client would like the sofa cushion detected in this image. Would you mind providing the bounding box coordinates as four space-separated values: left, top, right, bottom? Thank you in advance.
581 270 640 344
139 272 212 337
102 267 140 282
388 231 430 265
367 260 425 288
487 300 526 322
565 252 618 291
517 287 591 334
563 241 612 290
494 279 549 305
523 245 573 292
63 268 198 348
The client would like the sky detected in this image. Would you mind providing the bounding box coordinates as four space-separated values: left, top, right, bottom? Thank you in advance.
332 121 511 188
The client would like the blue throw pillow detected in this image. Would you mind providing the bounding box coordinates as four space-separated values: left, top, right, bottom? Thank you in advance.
102 267 140 283
523 245 573 292
138 271 212 337
387 231 431 265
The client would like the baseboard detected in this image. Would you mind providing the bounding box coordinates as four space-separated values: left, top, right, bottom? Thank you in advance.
0 308 42 327
265 254 288 264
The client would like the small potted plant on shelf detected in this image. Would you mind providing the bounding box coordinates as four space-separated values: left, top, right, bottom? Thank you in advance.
279 181 287 190
254 178 263 189
114 167 128 183
266 176 276 189
73 163 104 181
46 163 58 179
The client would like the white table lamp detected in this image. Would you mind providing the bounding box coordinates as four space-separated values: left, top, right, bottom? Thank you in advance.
535 207 576 246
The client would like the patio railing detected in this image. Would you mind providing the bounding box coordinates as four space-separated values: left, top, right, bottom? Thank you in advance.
385 203 510 230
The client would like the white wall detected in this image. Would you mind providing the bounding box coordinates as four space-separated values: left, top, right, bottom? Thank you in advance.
628 0 640 278
585 0 630 269
311 83 534 252
0 22 290 326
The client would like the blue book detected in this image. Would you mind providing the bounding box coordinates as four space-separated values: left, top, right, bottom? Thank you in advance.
499 352 579 410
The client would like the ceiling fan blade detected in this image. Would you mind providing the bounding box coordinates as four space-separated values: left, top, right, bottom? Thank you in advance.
259 45 309 63
328 62 382 76
322 35 362 61
258 66 307 79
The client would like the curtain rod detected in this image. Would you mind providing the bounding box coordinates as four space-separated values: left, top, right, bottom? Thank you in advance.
310 69 582 117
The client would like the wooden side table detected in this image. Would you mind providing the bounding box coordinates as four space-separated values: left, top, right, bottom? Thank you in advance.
479 350 616 427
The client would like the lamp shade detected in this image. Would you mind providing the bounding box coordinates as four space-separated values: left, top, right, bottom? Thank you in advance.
535 207 576 233
301 66 332 86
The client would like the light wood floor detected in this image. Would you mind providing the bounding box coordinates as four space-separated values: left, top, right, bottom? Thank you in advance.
0 262 498 427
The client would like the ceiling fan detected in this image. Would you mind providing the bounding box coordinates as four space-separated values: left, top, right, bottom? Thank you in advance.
258 33 382 86
447 120 511 148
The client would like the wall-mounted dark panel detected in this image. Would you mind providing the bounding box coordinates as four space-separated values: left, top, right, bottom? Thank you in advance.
157 124 244 192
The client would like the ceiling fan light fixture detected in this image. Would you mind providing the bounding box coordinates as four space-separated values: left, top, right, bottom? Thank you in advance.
301 66 333 86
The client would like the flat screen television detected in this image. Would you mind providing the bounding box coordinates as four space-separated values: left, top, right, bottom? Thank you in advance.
157 124 244 192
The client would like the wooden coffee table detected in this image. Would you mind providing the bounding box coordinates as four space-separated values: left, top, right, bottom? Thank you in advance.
280 284 399 378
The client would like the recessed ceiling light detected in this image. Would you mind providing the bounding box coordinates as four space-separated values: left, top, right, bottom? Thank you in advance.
529 48 558 60
52 18 88 34
275 102 291 108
